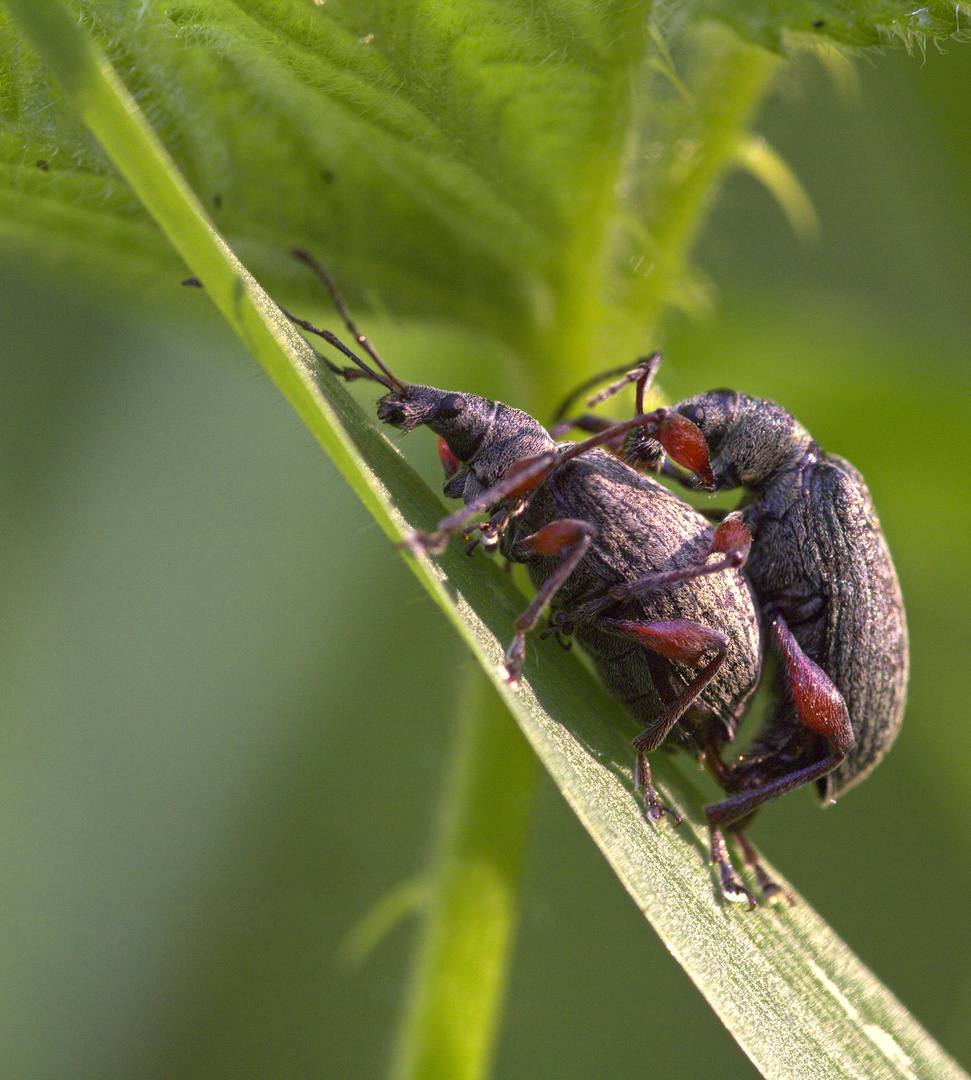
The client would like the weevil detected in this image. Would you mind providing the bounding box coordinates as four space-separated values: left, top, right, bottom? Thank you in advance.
623 385 909 899
287 252 770 906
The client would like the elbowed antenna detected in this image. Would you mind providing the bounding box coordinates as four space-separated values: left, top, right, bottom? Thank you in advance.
291 249 409 396
277 304 400 392
549 354 662 428
181 265 403 394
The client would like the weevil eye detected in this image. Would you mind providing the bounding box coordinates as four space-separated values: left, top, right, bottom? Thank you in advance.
679 403 705 428
438 394 466 420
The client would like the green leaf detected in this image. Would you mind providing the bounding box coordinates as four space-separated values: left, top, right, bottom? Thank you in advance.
694 0 971 51
0 1 772 396
3 1 968 376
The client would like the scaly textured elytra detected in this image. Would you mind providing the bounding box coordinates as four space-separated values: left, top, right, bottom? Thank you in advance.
624 390 908 889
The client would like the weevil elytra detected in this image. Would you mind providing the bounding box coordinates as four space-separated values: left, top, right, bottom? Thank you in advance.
622 386 909 901
286 252 771 906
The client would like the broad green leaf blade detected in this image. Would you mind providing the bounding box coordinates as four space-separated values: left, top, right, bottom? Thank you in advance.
0 0 663 387
4 1 967 399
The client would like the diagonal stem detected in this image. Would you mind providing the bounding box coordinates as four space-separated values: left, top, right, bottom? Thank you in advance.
390 666 536 1080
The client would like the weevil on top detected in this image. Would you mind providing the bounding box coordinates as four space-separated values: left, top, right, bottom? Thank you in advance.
557 362 908 900
626 389 908 863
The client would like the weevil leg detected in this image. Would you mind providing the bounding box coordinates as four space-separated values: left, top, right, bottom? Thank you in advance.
549 413 634 456
550 411 614 438
546 406 714 488
705 748 850 832
701 747 792 904
599 617 729 823
417 403 710 559
706 614 854 829
731 827 794 905
549 355 661 435
771 613 855 752
709 828 757 909
405 451 560 555
610 513 752 601
633 754 681 826
501 520 595 685
603 618 730 754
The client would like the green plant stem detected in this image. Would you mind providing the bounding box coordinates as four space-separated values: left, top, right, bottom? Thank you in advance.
391 666 536 1080
634 31 782 336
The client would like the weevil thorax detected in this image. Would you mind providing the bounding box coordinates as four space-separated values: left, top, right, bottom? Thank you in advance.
377 384 555 503
676 391 813 492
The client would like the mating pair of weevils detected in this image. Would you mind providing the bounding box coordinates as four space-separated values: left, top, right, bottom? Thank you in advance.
290 251 908 908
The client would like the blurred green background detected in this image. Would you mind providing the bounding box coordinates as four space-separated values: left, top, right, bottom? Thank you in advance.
2 34 970 1080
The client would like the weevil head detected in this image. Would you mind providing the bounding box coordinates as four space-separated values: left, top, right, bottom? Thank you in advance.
378 384 556 503
674 390 812 492
377 385 500 462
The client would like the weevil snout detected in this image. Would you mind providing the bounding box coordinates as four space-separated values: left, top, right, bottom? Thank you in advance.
376 389 423 430
377 387 471 433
